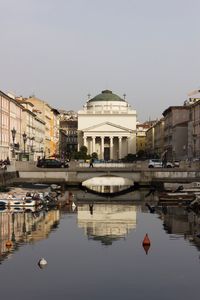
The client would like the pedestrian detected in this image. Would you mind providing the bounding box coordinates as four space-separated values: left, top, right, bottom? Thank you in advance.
37 156 42 167
89 158 94 168
162 155 167 168
162 150 167 168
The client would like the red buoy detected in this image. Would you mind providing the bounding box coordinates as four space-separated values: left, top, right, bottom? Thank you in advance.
142 233 151 246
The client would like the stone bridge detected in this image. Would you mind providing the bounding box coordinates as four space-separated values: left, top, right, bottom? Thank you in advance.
16 166 200 185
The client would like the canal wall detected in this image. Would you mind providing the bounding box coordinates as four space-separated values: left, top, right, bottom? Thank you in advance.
0 171 18 186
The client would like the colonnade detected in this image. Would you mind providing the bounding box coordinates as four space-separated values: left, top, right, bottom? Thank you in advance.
82 135 131 160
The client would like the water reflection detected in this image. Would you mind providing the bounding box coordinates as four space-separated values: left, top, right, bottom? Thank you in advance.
0 209 60 263
85 185 131 193
82 176 134 195
157 206 200 250
77 203 137 245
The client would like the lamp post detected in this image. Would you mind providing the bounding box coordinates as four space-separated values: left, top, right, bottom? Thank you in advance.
11 127 16 158
22 132 27 156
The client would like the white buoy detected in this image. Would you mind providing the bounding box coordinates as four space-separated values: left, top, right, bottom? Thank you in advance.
72 202 76 210
38 258 47 269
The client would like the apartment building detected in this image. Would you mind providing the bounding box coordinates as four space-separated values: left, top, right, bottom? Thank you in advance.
0 91 23 160
59 110 78 159
136 122 152 155
50 108 60 157
154 118 165 157
27 96 56 158
189 99 200 159
162 106 190 160
16 97 46 160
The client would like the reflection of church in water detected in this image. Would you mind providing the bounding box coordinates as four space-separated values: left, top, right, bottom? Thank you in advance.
77 204 138 245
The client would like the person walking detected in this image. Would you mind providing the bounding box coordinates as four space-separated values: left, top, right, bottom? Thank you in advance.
89 158 94 168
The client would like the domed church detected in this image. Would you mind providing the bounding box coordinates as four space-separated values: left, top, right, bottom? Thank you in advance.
78 90 137 160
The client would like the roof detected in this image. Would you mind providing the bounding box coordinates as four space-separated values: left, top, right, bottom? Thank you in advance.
88 90 125 102
0 90 24 109
162 106 190 117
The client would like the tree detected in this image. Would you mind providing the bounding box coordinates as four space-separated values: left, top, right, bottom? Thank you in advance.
72 146 88 160
91 152 98 159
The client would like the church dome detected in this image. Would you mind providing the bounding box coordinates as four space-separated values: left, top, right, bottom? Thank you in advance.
88 90 125 102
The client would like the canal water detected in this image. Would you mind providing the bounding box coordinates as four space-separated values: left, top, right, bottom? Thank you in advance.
0 189 200 299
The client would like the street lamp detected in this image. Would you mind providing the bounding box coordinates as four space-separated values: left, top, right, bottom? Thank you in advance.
11 127 16 158
22 132 27 155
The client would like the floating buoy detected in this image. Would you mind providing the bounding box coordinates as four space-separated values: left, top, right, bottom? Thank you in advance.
38 258 47 269
142 233 151 255
142 233 151 246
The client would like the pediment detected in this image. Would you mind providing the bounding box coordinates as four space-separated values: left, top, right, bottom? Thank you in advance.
82 122 133 133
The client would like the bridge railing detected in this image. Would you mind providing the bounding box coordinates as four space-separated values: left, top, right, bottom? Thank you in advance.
79 162 137 168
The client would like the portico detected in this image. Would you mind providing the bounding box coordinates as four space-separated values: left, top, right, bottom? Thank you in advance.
83 134 132 160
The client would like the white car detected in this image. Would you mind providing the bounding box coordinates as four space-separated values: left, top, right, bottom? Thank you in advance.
148 159 174 168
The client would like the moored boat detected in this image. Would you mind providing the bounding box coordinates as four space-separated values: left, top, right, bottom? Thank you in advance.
158 192 196 205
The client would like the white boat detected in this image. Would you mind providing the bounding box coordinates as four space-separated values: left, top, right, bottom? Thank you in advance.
0 193 42 207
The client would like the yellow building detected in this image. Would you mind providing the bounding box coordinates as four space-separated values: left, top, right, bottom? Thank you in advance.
50 109 60 157
136 122 155 155
27 96 58 158
16 97 46 160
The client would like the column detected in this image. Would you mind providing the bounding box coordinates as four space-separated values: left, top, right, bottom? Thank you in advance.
127 136 131 154
101 136 104 160
119 137 122 159
83 136 87 148
110 137 114 160
92 136 96 153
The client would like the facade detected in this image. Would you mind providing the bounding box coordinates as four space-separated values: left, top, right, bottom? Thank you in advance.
189 100 200 159
78 90 137 160
50 109 60 158
162 106 190 160
27 97 55 158
146 126 155 157
16 97 46 160
136 121 155 155
59 110 78 159
136 123 147 154
154 118 165 157
0 91 23 160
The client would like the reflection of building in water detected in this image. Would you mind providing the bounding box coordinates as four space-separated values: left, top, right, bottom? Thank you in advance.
0 210 60 261
158 207 200 250
76 190 147 202
87 185 131 193
77 204 137 245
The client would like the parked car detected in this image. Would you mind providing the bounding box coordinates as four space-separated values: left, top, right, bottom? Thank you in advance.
173 160 180 167
37 159 69 168
148 159 163 168
148 159 174 168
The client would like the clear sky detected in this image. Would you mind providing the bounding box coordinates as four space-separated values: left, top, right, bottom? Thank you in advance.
1 0 200 121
